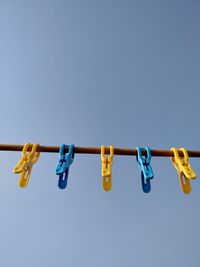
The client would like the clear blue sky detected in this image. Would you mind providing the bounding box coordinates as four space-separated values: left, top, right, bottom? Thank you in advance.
0 0 200 266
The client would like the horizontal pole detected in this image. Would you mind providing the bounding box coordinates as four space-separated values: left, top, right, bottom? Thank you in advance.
0 144 199 157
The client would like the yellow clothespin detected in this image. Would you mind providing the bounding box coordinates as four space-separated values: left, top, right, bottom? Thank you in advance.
13 143 40 188
101 145 114 191
170 147 197 194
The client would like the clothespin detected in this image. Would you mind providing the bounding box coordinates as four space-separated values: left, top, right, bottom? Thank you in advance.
101 145 114 191
136 147 154 193
55 144 75 189
13 143 40 188
170 147 197 194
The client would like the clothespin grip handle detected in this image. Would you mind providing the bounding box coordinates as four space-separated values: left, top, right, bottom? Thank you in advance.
170 147 196 194
101 145 114 191
56 144 75 189
13 143 40 188
136 147 154 193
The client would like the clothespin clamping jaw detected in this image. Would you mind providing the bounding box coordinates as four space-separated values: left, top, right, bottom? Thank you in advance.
13 143 40 188
56 144 75 189
170 148 197 194
101 145 114 191
136 147 154 193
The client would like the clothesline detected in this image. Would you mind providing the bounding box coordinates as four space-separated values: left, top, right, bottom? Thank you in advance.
0 144 200 157
0 143 198 194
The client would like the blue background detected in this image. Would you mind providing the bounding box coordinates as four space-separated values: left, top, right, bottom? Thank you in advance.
0 0 200 266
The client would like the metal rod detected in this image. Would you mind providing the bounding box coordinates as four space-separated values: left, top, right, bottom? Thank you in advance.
0 144 199 157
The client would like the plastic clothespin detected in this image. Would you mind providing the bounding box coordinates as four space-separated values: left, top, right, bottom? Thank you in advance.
170 147 197 194
55 144 75 189
101 145 114 191
136 147 154 193
13 143 40 188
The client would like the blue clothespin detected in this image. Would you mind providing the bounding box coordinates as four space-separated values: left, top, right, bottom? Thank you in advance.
136 147 154 193
56 144 75 189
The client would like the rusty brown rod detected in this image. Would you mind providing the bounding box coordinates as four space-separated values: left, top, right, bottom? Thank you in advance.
0 144 199 157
